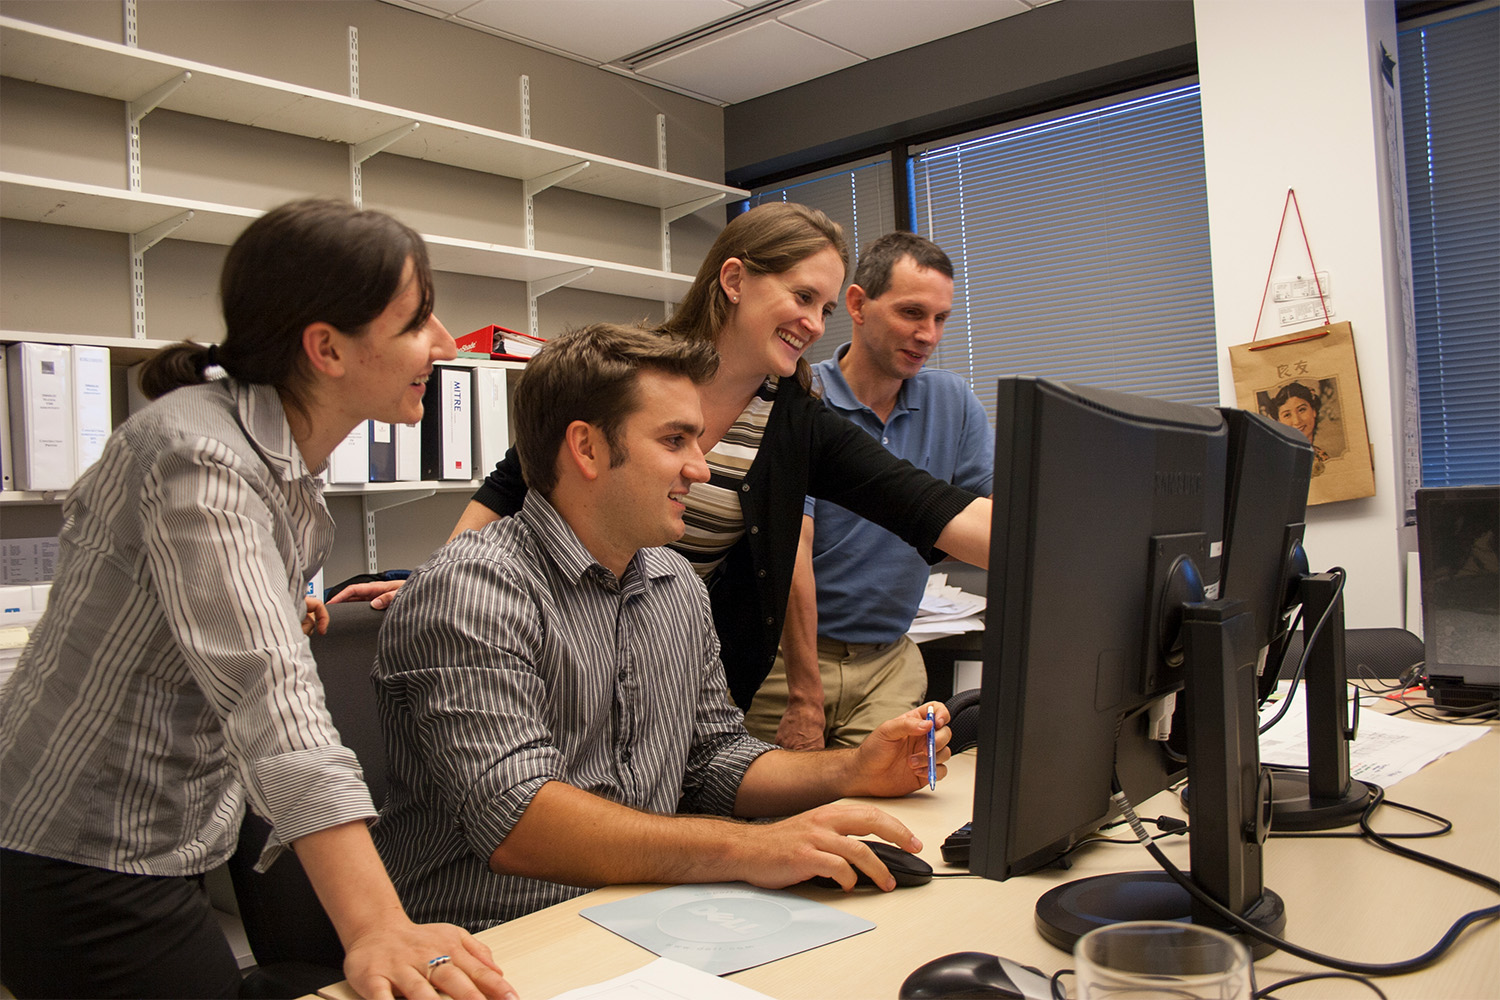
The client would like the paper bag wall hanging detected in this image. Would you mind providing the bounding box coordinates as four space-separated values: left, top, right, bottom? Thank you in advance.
1230 322 1376 505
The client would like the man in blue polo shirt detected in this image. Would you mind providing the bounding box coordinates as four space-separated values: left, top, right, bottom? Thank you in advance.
745 232 994 749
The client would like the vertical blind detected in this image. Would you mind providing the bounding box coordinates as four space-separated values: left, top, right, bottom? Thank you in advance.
910 83 1218 423
1399 5 1500 488
745 156 897 365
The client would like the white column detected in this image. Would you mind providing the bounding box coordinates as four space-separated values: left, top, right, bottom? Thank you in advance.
1196 0 1416 628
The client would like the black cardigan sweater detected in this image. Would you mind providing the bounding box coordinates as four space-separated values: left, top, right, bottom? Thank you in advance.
471 377 979 710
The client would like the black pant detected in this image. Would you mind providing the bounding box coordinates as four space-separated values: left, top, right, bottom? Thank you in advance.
0 848 242 999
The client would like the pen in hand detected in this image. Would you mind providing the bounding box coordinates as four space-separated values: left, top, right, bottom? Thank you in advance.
927 705 937 790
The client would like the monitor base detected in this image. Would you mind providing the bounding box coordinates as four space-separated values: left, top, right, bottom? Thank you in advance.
1034 871 1285 959
1268 770 1377 831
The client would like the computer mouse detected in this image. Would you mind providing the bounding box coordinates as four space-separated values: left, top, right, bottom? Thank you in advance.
899 951 1053 999
806 840 934 889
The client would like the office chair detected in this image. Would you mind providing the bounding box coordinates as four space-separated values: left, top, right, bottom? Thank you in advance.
1276 626 1425 682
230 601 388 999
946 688 983 754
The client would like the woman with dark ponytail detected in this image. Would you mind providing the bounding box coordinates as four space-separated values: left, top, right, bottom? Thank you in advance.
0 199 517 1000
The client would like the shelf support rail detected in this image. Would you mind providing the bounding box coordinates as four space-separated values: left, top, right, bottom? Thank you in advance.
522 153 589 337
520 74 531 139
653 116 727 319
526 267 593 339
349 122 421 207
522 161 590 251
361 489 435 574
657 114 671 304
130 211 193 340
125 71 191 193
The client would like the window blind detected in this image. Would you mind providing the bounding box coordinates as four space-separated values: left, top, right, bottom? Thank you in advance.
745 156 897 365
1399 5 1500 488
910 83 1218 423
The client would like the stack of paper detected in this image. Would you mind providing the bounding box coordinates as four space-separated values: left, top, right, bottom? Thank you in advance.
906 571 985 643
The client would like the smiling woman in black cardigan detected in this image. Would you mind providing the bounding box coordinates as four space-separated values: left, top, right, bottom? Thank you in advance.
333 202 991 712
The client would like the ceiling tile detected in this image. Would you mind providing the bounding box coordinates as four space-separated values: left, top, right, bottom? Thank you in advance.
456 0 741 64
778 0 1032 60
634 19 863 105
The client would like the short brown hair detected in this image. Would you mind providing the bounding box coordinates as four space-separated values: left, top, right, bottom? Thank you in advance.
514 323 719 495
851 231 953 299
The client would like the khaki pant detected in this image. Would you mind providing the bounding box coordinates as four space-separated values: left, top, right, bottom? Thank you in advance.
745 635 928 747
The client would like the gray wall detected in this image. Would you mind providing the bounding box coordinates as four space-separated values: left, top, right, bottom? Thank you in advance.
724 0 1197 187
0 0 728 582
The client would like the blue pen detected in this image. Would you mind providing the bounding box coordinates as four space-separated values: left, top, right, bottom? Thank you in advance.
926 705 937 790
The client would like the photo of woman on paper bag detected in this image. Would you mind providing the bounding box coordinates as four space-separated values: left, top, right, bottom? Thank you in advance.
1256 377 1347 476
1229 323 1375 507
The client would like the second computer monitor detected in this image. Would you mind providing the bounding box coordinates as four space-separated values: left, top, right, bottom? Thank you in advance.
971 377 1228 881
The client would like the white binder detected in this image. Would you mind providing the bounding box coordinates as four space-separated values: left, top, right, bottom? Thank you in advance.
6 343 76 491
473 365 510 478
72 345 112 478
0 345 11 491
327 421 371 484
394 421 422 482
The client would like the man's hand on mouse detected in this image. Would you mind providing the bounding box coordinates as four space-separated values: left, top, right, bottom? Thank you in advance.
840 702 953 798
731 802 921 892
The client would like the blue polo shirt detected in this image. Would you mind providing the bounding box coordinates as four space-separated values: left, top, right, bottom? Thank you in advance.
806 345 994 643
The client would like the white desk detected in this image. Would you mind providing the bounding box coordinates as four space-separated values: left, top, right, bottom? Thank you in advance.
319 729 1497 1000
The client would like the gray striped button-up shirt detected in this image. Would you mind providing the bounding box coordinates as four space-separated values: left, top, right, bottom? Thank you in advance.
0 379 374 876
373 490 773 931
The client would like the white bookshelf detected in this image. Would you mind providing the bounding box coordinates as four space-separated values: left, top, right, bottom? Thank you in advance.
0 173 694 301
0 16 744 212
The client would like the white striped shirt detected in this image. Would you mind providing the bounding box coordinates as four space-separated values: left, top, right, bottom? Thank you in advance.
372 490 772 931
674 377 777 577
0 379 374 876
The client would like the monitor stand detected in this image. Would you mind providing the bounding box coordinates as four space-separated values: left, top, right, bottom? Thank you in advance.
1033 600 1287 958
1269 573 1377 830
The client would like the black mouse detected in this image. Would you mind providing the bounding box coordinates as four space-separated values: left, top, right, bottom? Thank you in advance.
806 840 934 889
899 951 1053 999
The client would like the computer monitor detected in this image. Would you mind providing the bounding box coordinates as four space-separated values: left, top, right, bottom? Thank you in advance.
1217 408 1313 702
1417 485 1500 707
1217 409 1375 830
971 377 1286 954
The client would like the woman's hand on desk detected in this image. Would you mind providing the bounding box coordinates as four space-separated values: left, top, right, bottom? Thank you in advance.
341 916 517 1000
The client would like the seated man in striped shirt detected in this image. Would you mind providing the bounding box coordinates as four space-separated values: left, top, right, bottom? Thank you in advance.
372 322 951 932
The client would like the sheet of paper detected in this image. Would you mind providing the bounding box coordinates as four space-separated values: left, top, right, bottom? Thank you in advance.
547 957 774 1000
579 883 873 976
908 572 986 642
1258 689 1489 787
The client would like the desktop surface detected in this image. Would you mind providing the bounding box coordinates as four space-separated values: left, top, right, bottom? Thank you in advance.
316 723 1497 1000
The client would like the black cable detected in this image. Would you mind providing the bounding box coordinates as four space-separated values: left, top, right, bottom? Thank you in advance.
1254 971 1389 998
1355 785 1500 892
1110 776 1500 976
1258 568 1347 736
1270 792 1453 840
1390 692 1500 723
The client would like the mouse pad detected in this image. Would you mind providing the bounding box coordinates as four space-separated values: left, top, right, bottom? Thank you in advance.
580 883 876 975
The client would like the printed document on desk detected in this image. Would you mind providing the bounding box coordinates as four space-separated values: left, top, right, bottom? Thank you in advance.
579 883 874 976
1258 688 1488 787
548 957 773 1000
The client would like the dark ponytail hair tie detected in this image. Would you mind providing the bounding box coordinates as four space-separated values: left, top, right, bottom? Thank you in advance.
204 343 219 368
